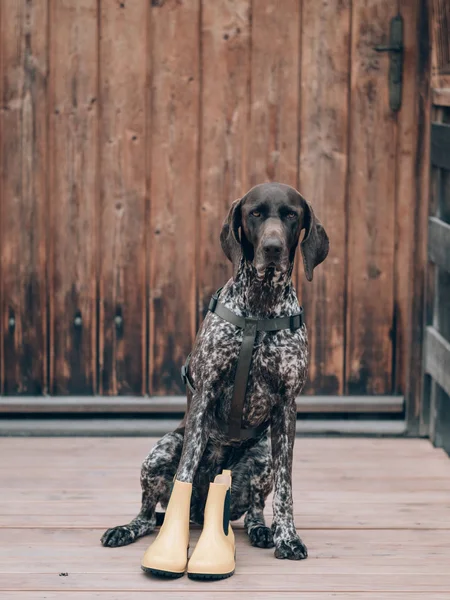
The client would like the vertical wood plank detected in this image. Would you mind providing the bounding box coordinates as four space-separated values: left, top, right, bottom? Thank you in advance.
394 0 419 399
410 0 431 434
298 0 350 395
345 0 398 394
0 0 2 393
199 1 251 318
99 0 148 395
48 0 98 394
396 0 431 433
0 0 48 395
248 0 300 187
149 0 199 395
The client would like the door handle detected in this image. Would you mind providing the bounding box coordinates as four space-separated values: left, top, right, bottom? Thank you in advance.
374 44 403 53
373 15 403 112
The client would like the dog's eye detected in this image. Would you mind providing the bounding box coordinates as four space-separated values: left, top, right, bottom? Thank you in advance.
250 211 261 217
287 212 297 219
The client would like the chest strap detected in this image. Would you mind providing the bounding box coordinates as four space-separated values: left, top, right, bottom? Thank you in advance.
181 288 304 442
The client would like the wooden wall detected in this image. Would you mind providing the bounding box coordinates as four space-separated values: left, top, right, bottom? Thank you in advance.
0 0 429 400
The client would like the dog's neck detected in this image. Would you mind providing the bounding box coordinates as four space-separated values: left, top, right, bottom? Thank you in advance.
223 258 299 318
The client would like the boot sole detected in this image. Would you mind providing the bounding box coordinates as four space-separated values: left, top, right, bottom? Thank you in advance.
187 569 235 581
141 565 184 579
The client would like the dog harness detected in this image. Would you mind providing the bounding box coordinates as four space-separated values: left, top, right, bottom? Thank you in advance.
181 287 304 443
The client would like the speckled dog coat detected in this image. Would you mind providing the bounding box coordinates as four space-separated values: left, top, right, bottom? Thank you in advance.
101 183 329 560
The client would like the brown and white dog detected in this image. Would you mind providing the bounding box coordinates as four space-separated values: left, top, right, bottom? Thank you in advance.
102 182 329 560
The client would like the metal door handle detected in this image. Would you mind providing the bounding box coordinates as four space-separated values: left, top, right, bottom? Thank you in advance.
373 14 404 112
374 44 403 53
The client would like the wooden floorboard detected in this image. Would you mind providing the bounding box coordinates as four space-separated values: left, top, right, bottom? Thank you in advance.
0 438 449 597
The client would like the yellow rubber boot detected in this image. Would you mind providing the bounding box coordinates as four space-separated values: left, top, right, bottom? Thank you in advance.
187 470 235 580
141 479 192 578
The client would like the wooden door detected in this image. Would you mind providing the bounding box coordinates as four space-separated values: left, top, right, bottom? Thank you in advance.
0 0 430 421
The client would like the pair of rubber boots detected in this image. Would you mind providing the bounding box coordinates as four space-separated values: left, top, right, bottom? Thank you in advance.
141 470 235 580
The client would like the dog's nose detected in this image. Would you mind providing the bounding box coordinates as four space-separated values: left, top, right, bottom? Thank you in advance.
263 238 283 260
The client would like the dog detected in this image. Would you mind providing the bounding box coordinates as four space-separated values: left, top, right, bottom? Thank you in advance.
101 182 329 560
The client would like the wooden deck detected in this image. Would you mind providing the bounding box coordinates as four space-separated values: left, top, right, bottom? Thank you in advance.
1 437 450 599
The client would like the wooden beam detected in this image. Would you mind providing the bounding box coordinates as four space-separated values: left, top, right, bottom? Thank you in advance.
428 216 450 272
297 0 349 395
0 418 406 437
425 326 450 397
406 0 431 436
0 0 48 394
0 395 404 414
431 122 450 169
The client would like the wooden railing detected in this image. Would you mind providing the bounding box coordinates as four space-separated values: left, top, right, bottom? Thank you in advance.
422 100 450 452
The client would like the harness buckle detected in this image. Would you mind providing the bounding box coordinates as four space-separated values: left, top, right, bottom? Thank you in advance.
290 313 302 331
208 294 218 313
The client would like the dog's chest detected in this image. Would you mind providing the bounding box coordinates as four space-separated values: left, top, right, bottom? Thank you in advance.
240 327 308 423
195 316 308 426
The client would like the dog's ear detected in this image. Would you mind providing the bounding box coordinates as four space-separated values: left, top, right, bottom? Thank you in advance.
220 197 243 277
300 200 329 281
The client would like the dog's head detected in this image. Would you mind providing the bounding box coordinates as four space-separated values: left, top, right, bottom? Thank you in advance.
220 183 329 281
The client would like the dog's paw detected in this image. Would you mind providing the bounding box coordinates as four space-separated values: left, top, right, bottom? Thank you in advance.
101 525 136 548
274 536 308 560
248 525 275 549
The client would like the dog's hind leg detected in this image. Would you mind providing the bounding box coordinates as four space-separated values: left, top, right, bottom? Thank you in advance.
101 432 183 547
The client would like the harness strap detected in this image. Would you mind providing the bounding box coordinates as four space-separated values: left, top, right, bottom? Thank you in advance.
181 287 304 443
181 353 269 442
209 289 304 332
227 319 258 440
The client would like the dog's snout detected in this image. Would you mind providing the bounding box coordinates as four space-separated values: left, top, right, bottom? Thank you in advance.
263 237 283 260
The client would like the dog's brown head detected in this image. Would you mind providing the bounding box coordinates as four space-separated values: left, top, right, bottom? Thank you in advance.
220 183 329 281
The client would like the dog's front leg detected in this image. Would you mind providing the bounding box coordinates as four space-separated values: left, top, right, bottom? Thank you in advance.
270 399 308 560
176 390 213 483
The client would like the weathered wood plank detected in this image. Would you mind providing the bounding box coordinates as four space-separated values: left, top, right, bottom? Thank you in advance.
298 0 350 395
4 471 450 495
428 216 450 272
198 1 251 318
0 573 449 593
2 436 435 456
149 0 199 394
1 501 449 530
3 546 450 573
345 0 398 394
4 489 450 504
0 0 48 394
48 0 98 394
1 589 449 600
3 527 450 552
0 395 404 414
425 326 450 397
248 0 299 187
3 457 447 476
0 417 407 437
431 122 450 169
99 0 148 395
395 0 424 410
410 0 432 434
